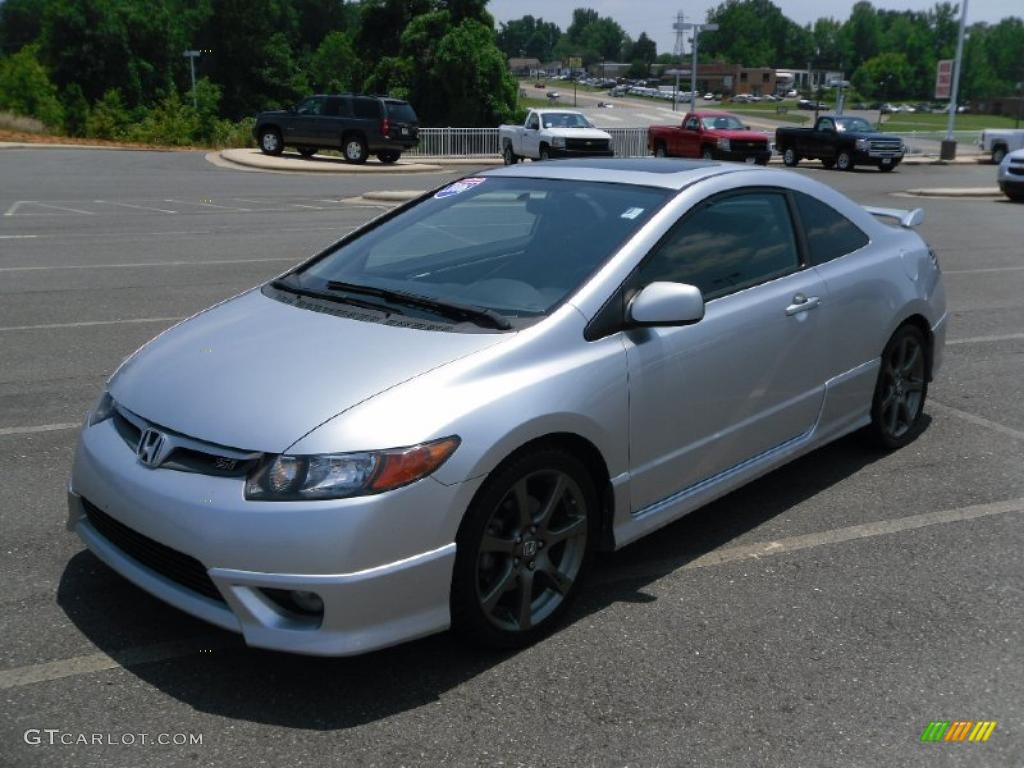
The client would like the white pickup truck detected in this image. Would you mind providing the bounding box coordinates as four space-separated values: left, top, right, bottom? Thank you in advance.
498 109 614 164
979 128 1024 164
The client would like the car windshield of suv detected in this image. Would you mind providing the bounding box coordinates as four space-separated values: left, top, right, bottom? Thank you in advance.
701 115 745 130
294 177 670 322
385 101 417 122
835 117 873 132
541 113 593 128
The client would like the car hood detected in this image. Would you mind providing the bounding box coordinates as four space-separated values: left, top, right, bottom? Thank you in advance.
544 127 612 140
108 289 508 453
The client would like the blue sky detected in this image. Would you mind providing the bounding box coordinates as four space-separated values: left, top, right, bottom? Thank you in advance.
489 0 1016 56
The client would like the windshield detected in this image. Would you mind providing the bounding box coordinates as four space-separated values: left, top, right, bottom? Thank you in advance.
835 117 873 132
541 112 593 129
295 177 670 321
701 115 745 130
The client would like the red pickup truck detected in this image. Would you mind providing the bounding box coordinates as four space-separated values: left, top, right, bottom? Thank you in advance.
648 111 772 165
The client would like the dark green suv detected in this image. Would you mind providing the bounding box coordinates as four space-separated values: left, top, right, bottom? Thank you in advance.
253 94 420 164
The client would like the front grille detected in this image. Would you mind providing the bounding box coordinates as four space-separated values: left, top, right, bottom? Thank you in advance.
566 138 610 152
82 498 225 603
730 140 768 152
869 139 903 152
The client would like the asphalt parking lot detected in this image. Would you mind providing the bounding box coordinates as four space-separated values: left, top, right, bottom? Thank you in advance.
1 148 1021 768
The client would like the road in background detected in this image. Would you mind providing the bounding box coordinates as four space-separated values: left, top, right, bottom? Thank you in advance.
1 149 1021 767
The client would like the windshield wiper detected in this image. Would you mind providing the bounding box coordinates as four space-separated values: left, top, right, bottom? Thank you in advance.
326 280 512 330
271 278 401 316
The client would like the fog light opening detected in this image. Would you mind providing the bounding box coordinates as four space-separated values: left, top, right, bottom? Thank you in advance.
260 588 325 618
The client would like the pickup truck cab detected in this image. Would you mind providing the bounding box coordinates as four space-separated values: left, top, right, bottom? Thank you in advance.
499 109 613 164
979 128 1024 164
775 116 904 172
648 111 771 165
253 93 419 164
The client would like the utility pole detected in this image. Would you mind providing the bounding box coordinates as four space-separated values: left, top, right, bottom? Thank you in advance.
182 50 200 110
672 11 686 112
677 21 718 111
941 0 969 160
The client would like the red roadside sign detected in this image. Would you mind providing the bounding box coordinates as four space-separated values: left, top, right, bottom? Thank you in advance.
935 59 953 100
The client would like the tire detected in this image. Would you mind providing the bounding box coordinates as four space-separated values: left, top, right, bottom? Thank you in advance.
992 145 1007 164
755 157 769 166
878 161 896 172
503 143 518 165
297 146 317 159
342 133 368 164
654 142 667 158
258 128 283 156
539 145 551 161
376 150 401 164
701 146 715 160
836 150 854 171
451 447 597 649
866 324 929 449
1005 190 1024 202
782 147 799 167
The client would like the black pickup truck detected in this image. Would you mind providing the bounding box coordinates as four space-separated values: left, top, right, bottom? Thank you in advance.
775 115 905 172
253 94 419 164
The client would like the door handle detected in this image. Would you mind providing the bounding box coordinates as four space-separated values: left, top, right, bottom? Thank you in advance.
785 293 820 315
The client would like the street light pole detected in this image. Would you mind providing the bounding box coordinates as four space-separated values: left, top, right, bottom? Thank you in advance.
942 0 969 159
682 22 718 111
182 50 200 110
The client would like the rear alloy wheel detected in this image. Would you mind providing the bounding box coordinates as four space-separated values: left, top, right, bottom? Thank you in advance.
539 145 551 161
376 150 401 164
297 146 317 159
654 143 667 158
503 143 518 165
867 325 928 449
259 129 283 156
836 150 854 171
342 134 368 164
782 147 799 167
452 449 596 649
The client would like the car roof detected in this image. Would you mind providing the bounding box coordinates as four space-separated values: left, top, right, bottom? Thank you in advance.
482 158 747 190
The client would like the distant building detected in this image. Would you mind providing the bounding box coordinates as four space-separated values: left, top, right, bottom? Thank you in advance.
971 95 1024 118
587 62 631 78
508 57 542 77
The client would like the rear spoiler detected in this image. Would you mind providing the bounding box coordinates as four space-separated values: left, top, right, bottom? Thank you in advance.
864 206 925 228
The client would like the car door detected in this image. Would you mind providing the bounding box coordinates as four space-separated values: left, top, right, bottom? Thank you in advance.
288 97 325 144
811 117 836 160
522 112 541 156
624 189 827 513
680 116 701 157
320 96 349 147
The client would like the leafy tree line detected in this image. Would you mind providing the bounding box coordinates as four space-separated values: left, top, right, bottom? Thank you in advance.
0 0 517 144
495 2 1023 102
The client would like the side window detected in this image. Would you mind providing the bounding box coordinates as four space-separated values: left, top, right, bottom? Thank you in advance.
526 113 539 130
297 98 324 116
818 118 834 131
636 192 800 301
684 117 699 130
324 97 346 116
352 98 381 119
794 192 869 265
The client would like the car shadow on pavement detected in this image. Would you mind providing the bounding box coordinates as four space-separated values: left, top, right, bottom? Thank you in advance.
57 426 908 730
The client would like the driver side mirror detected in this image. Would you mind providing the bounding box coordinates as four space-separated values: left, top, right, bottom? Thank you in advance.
628 282 705 327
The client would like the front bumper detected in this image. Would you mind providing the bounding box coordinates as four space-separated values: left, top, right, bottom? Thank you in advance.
998 179 1024 195
853 149 904 165
546 147 615 158
67 418 481 656
714 148 772 163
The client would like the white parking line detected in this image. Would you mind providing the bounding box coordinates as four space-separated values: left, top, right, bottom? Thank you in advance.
0 234 38 239
4 201 95 216
0 317 183 333
0 257 296 273
944 265 1024 275
95 200 177 214
2 495 1020 690
164 199 251 212
948 333 1024 345
928 400 1024 442
637 113 662 121
291 204 325 210
0 422 80 437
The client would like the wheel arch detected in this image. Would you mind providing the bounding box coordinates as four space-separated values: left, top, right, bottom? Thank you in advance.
891 312 935 382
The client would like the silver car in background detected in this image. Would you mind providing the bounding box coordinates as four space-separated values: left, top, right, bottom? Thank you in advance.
997 147 1024 201
68 159 947 655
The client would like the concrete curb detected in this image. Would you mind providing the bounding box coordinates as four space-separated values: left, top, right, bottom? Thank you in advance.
361 190 425 202
904 187 1002 197
0 141 190 152
219 148 445 173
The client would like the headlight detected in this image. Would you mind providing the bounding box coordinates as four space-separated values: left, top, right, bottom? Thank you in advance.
87 391 116 427
550 136 566 148
855 138 869 151
717 137 731 151
245 436 460 501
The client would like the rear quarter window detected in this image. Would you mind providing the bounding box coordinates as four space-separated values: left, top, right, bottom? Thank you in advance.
352 98 381 119
794 192 869 265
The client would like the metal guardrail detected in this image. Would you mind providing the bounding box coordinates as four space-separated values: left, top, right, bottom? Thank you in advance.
405 127 983 159
406 126 652 158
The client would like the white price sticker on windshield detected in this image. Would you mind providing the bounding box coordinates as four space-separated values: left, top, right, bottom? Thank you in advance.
620 207 644 220
435 177 486 199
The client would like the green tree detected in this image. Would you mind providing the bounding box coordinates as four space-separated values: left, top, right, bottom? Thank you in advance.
0 0 47 54
496 15 561 62
60 83 90 136
0 43 64 127
851 51 913 98
310 30 357 92
84 88 133 138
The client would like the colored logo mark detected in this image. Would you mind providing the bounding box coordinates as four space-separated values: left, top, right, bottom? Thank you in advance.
920 721 997 742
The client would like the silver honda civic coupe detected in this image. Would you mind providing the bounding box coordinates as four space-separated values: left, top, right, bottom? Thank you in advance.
68 159 946 655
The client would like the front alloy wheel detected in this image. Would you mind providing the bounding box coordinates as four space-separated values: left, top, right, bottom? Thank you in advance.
259 129 283 156
836 150 853 171
452 449 595 648
783 147 799 167
868 325 928 448
343 135 368 164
